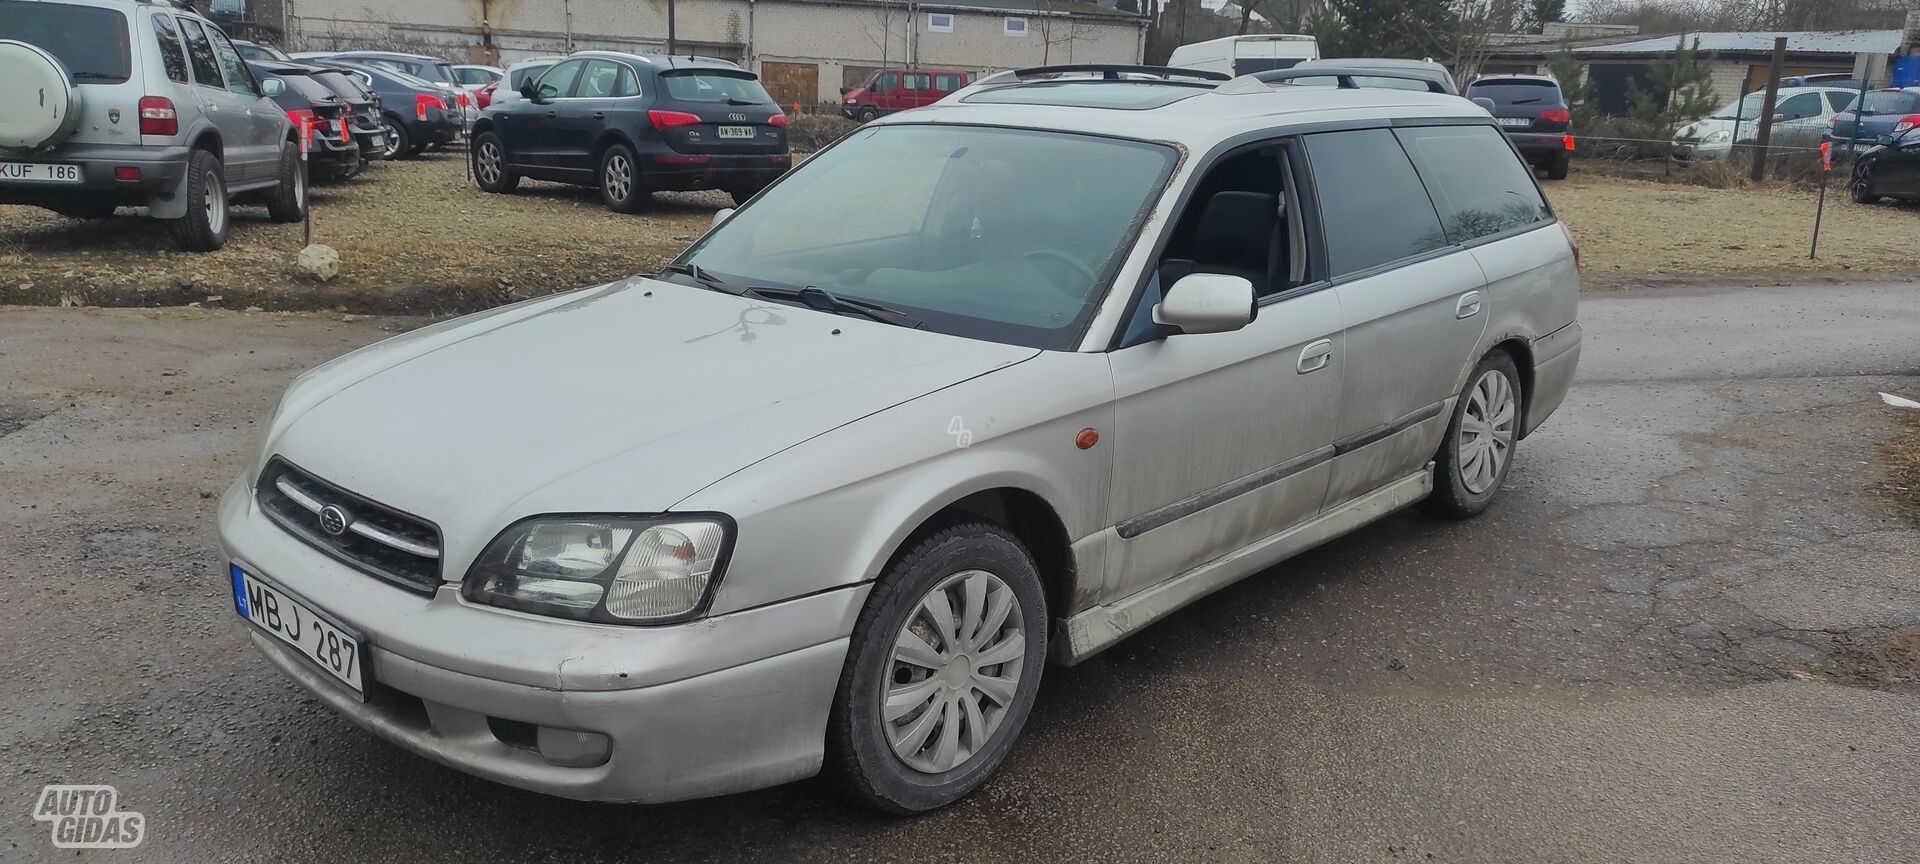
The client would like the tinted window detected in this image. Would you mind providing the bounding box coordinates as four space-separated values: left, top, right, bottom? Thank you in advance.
150 13 189 84
208 30 258 96
535 59 585 99
177 19 225 88
1776 92 1822 120
1303 129 1448 277
935 73 962 91
0 1 131 83
661 71 773 104
1825 91 1857 112
509 62 554 90
1862 91 1920 113
576 60 623 98
1395 125 1550 244
614 65 640 98
1467 80 1565 106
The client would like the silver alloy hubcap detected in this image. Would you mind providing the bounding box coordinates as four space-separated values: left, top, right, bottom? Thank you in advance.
292 163 305 209
884 569 1026 775
477 142 501 184
1459 369 1517 495
204 171 226 235
383 123 402 158
604 154 632 201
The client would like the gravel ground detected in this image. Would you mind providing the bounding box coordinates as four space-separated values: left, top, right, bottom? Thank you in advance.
0 150 721 313
2 154 1916 312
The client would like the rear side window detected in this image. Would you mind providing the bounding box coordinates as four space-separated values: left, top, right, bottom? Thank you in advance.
1303 129 1448 277
936 73 962 91
535 59 585 99
661 71 774 104
176 18 225 89
150 13 189 84
1467 80 1565 106
1395 125 1550 244
0 1 131 83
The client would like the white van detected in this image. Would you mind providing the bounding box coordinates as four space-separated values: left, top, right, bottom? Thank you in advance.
1167 34 1320 77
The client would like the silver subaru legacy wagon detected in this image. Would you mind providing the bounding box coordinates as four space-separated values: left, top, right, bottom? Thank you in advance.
217 65 1581 814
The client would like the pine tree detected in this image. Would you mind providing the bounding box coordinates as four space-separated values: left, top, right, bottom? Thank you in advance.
1623 36 1718 160
1527 0 1565 33
1307 0 1456 60
1546 49 1594 132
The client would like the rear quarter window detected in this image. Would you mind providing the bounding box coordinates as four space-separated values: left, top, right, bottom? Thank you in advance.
0 0 132 83
150 13 189 84
1303 128 1449 277
661 71 775 104
1394 125 1551 244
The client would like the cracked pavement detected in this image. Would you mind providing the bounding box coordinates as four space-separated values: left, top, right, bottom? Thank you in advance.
1 282 1917 863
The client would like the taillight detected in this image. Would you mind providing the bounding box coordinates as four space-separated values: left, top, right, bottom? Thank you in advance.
1540 107 1571 126
1894 115 1920 135
1563 134 1577 152
416 93 439 121
138 96 177 136
286 108 317 147
768 112 790 129
1558 221 1581 269
456 91 471 108
649 109 702 131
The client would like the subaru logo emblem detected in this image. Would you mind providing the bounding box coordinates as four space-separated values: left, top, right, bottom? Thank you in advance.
318 505 351 536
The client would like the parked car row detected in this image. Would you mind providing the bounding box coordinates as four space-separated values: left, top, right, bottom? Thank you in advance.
471 52 793 212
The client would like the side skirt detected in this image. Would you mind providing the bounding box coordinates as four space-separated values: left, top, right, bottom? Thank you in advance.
1052 467 1434 665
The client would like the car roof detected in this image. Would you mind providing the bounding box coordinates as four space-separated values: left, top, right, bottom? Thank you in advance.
330 50 448 63
570 50 745 71
886 68 1491 149
248 60 323 75
1303 57 1445 71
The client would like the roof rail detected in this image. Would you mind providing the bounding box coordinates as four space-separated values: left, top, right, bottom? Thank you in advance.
1217 67 1451 95
1008 64 1231 83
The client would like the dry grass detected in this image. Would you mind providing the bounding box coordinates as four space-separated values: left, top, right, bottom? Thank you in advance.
1881 412 1920 520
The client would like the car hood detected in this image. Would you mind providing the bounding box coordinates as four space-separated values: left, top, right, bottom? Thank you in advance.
268 279 1037 566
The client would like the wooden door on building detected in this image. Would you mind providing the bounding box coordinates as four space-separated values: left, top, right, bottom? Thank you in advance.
761 61 820 109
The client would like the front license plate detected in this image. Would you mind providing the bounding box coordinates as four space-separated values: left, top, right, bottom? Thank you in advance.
231 565 368 699
0 161 81 183
1498 117 1533 128
717 125 755 139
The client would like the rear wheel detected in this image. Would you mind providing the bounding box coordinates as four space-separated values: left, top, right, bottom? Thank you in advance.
471 132 519 193
826 521 1047 814
598 143 646 213
380 117 409 160
174 150 230 253
1422 352 1523 519
1545 153 1570 180
1850 162 1879 204
265 143 307 224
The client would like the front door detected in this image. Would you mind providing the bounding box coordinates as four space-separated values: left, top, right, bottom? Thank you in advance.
1300 128 1489 507
519 59 587 170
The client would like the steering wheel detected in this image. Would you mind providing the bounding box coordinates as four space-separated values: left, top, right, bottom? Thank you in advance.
1021 248 1097 291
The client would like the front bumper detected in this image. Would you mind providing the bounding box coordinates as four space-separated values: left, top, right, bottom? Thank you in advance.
217 476 866 803
0 142 188 207
640 152 792 192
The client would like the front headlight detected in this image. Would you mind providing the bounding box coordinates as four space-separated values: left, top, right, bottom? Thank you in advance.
463 515 733 624
1704 130 1732 144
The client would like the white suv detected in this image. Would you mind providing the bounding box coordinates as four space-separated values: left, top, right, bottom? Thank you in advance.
0 0 306 250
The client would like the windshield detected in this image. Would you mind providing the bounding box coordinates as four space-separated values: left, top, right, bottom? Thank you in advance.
679 125 1177 350
0 1 131 83
661 70 775 104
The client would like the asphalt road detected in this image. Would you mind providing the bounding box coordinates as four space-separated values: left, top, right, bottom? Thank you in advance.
2 284 1917 863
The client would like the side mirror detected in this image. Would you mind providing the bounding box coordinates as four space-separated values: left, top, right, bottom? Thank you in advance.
1471 96 1497 114
839 86 851 96
712 207 735 229
261 77 285 98
520 79 542 102
1153 273 1254 335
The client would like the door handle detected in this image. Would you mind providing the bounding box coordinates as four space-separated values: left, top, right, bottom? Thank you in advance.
1298 339 1333 374
592 111 605 119
1455 290 1482 319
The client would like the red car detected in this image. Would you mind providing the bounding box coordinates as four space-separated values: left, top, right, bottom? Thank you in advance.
840 68 972 121
475 79 498 110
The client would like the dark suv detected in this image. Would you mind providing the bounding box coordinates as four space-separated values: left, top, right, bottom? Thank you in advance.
471 53 792 211
1466 75 1574 179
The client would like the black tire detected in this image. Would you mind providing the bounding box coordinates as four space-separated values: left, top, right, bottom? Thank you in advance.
727 184 767 207
379 116 410 160
265 144 307 224
174 150 230 253
471 131 520 193
1546 153 1570 181
826 521 1048 815
597 143 646 214
1850 163 1879 204
858 106 878 122
1421 351 1523 519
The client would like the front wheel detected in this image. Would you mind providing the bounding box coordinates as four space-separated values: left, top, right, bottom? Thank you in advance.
1422 352 1522 519
826 521 1047 814
858 106 878 122
598 143 646 213
471 132 519 193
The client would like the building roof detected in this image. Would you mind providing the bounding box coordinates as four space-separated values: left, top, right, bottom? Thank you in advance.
1571 29 1902 58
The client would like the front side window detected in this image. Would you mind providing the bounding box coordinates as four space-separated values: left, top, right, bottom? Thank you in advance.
176 18 225 89
1395 125 1550 244
1776 92 1821 120
150 13 189 84
208 29 258 96
509 62 554 90
535 59 585 99
876 71 899 92
0 1 130 83
1303 129 1448 277
679 125 1177 350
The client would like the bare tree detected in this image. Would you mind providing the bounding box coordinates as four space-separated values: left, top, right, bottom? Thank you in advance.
1036 0 1097 64
861 0 907 69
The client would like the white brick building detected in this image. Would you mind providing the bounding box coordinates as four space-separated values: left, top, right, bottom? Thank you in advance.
255 0 1148 105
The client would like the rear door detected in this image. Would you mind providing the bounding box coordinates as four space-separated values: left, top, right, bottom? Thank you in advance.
206 25 281 184
654 68 787 155
1302 127 1488 507
551 59 636 173
175 18 258 178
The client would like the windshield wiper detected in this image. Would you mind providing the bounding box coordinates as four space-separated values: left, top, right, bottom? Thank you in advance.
761 285 926 329
657 261 747 294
